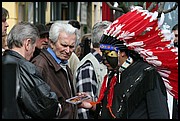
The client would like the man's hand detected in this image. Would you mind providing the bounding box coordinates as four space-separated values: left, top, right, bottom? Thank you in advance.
77 92 94 109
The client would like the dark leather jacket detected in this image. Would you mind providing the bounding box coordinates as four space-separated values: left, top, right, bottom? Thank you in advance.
2 50 60 119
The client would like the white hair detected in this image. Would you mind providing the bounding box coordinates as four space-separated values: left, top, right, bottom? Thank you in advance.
49 21 78 43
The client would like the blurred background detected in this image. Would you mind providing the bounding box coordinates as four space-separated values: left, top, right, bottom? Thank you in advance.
2 2 178 37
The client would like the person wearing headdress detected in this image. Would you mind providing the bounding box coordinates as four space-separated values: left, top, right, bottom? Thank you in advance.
77 6 178 119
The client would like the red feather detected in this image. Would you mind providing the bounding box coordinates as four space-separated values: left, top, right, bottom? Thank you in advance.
104 8 178 99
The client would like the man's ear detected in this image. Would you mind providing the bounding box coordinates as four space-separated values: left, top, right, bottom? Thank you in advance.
49 40 55 50
24 39 31 51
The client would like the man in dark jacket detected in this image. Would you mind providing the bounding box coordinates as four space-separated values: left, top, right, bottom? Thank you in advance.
31 21 78 119
30 23 49 61
2 22 61 119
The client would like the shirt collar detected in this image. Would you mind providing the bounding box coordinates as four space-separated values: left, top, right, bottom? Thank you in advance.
47 47 68 65
119 56 133 73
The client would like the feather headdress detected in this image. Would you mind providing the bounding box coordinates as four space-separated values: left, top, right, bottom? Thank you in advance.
100 6 178 99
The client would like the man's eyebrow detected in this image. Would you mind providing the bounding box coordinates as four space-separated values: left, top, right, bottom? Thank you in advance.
60 43 75 47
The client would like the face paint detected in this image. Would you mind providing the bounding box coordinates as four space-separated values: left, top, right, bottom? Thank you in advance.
102 50 118 57
102 50 118 68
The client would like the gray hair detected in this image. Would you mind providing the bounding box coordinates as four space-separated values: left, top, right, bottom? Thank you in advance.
49 21 78 43
91 21 112 48
7 21 39 49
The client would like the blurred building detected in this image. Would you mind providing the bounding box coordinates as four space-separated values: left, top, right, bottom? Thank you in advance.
2 2 103 36
2 2 178 36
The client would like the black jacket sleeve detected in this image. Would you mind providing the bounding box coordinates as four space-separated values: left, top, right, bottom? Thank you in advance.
145 69 170 119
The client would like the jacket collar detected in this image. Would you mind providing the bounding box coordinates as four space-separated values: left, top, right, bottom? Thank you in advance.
47 47 68 65
3 49 26 60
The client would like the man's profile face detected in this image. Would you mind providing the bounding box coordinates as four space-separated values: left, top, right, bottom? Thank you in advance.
2 18 9 37
36 33 49 49
101 50 119 70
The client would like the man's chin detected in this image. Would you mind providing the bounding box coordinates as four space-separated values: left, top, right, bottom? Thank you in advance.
42 45 48 49
2 32 7 37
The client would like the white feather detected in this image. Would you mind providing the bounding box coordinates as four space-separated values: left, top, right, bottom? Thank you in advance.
158 12 165 27
150 11 158 22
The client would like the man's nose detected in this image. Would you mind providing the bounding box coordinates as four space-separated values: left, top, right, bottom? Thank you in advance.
65 46 70 53
44 38 49 42
5 21 9 27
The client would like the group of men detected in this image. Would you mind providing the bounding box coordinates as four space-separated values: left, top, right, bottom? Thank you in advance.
2 6 178 119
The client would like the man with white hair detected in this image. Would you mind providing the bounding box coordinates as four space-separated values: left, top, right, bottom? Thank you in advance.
31 22 78 119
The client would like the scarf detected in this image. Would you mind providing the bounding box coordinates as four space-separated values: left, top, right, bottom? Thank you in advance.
90 56 133 118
